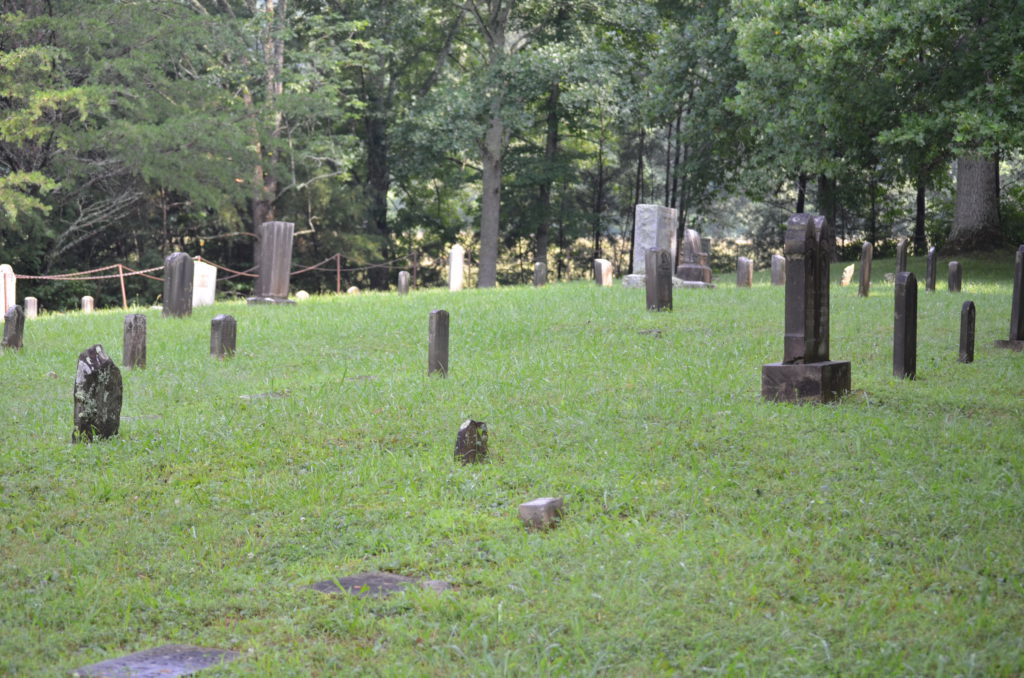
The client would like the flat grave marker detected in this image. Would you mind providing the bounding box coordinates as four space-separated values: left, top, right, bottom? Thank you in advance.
71 644 239 678
307 572 451 597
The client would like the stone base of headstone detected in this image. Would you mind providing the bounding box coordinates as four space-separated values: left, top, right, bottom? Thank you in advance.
72 644 239 678
307 572 452 597
245 295 296 305
623 274 713 289
761 361 851 404
994 339 1024 351
677 263 713 284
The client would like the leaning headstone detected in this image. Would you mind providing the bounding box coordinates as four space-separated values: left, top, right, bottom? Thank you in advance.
72 345 122 442
454 419 487 464
893 272 918 379
948 261 962 292
24 296 37 318
2 304 25 350
398 270 411 295
247 220 296 304
677 229 713 285
623 204 677 287
81 295 94 313
191 259 217 307
594 258 613 287
858 242 873 297
210 314 237 359
925 247 937 292
762 214 851 403
960 301 976 363
448 244 465 291
533 262 547 287
72 644 239 678
518 497 563 530
162 252 194 318
839 263 854 287
645 249 672 311
994 245 1024 351
122 314 146 369
771 254 787 286
0 263 14 312
896 238 909 273
736 257 753 287
428 309 449 376
307 572 451 597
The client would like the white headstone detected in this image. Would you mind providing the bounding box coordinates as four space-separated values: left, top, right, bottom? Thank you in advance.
81 295 95 313
0 264 15 313
449 244 465 291
295 290 310 300
191 260 217 307
631 205 678 275
594 259 613 287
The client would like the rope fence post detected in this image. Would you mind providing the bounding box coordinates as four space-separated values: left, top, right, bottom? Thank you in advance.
118 264 128 310
335 253 341 294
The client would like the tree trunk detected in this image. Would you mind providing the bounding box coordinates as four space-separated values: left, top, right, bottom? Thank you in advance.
364 79 391 289
628 128 645 273
534 81 559 267
478 108 503 288
592 124 605 260
949 153 1001 251
796 172 807 213
913 179 927 254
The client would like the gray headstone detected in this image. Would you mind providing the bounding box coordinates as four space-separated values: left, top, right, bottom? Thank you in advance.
210 314 237 359
449 244 465 291
736 257 753 287
191 259 217 308
771 254 787 286
0 263 14 312
2 304 25 350
122 314 146 369
995 245 1024 350
925 246 937 291
428 309 449 376
948 261 962 292
162 252 194 318
839 263 854 287
307 572 451 597
677 229 713 284
398 270 410 295
248 220 295 303
81 295 94 313
858 242 873 297
454 419 487 464
624 204 677 287
960 300 976 363
518 497 563 530
24 296 37 318
645 248 672 311
72 644 239 678
72 345 122 442
896 238 909 274
594 259 613 287
893 271 918 379
533 261 547 287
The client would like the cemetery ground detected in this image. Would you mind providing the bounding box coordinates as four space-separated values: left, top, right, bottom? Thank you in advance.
2 253 1022 677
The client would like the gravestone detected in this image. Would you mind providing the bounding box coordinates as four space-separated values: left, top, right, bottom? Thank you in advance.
210 314 237 359
533 262 547 287
893 271 918 379
72 345 122 442
0 263 14 312
307 572 451 597
858 242 873 297
24 296 37 318
191 259 217 307
677 229 713 285
994 245 1024 351
960 301 976 363
839 263 854 287
623 204 677 287
518 497 563 530
295 290 310 300
122 314 146 369
72 644 239 678
346 286 359 294
398 270 410 295
2 304 25 350
81 296 94 313
594 259 613 287
896 238 909 273
448 244 465 291
771 254 787 286
948 261 962 292
162 252 194 318
736 257 753 287
247 220 296 304
925 247 937 291
454 419 487 464
645 249 672 311
428 309 449 376
762 214 851 403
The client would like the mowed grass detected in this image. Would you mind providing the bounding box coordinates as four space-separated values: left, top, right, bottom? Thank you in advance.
1 252 1022 677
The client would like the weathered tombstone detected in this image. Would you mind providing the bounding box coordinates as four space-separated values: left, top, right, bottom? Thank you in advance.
623 204 678 287
896 237 909 273
72 644 239 678
346 286 360 294
448 244 465 291
162 252 194 318
948 261 962 292
191 259 217 307
24 296 37 318
122 314 146 369
0 263 14 312
533 261 547 287
2 304 25 350
81 295 94 313
925 246 937 291
454 419 487 464
594 258 613 287
428 309 449 376
307 572 451 597
736 257 753 287
677 228 713 285
771 254 787 286
210 314 237 359
762 214 851 403
893 271 918 379
858 242 873 297
518 497 563 530
295 290 310 300
398 270 411 295
72 345 122 442
960 301 976 363
247 220 296 304
839 263 855 287
645 249 672 311
994 245 1024 351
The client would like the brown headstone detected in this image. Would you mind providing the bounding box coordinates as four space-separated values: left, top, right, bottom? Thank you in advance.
948 261 962 292
162 252 194 318
645 248 672 311
428 309 449 376
736 257 753 287
960 301 976 363
122 314 146 369
210 314 237 359
858 242 873 297
994 245 1024 350
454 419 487 464
893 272 918 379
72 345 122 442
896 238 909 274
925 247 937 291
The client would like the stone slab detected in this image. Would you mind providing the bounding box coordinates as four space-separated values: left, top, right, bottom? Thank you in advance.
518 497 563 530
622 275 713 289
71 644 239 678
307 572 451 597
761 361 851 404
993 339 1024 351
245 296 296 305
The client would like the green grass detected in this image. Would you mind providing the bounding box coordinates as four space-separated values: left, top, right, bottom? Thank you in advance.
2 252 1023 676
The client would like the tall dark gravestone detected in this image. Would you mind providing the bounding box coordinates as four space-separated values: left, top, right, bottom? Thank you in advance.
858 242 873 297
2 304 25 350
428 310 449 376
645 249 672 311
960 301 976 363
893 272 918 379
247 220 296 304
948 261 962 292
925 247 937 291
995 245 1024 351
210 314 237 359
122 314 146 369
896 238 909 274
762 214 851 403
72 345 122 442
162 252 194 318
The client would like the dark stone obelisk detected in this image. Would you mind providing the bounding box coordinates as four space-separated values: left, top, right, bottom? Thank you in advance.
210 314 237 359
162 252 193 318
2 304 25 350
925 247 937 292
247 220 296 304
762 214 851 403
960 301 976 363
948 261 962 292
122 314 146 369
893 272 918 379
645 248 672 311
995 245 1024 351
428 310 449 376
858 242 873 297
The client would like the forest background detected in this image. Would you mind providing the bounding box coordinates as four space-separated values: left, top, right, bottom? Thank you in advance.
2 0 1023 308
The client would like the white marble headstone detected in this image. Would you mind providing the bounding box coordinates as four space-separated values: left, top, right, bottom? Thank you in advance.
0 264 15 313
191 260 217 307
631 205 678 275
449 244 465 291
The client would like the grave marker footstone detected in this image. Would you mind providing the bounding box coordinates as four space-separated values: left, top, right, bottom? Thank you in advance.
191 259 217 307
736 257 753 287
72 644 239 678
210 314 236 359
0 263 14 312
162 252 194 318
449 244 465 291
839 263 855 287
858 242 873 297
24 296 37 318
454 419 487 464
518 497 563 530
2 304 25 350
247 221 296 304
925 247 937 291
960 301 976 363
677 229 713 285
771 254 787 286
645 249 672 311
307 572 451 597
533 262 547 287
428 310 449 376
948 261 962 292
72 345 122 442
295 290 310 300
893 272 918 379
594 259 613 287
81 296 94 313
122 314 146 369
896 238 909 273
994 245 1024 351
398 270 410 295
623 204 677 287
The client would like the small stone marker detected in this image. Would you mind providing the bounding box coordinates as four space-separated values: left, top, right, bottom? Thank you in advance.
594 258 613 287
428 309 449 376
210 314 237 359
623 204 678 288
858 242 873 297
72 644 239 678
295 290 310 300
533 261 547 287
0 263 15 312
736 257 753 287
948 261 962 292
2 304 25 350
896 237 909 273
398 270 410 295
995 245 1024 351
162 252 194 318
925 246 937 292
122 314 147 369
346 286 359 294
191 259 217 307
771 254 787 286
81 296 95 313
24 296 38 318
893 271 918 379
518 497 563 530
645 248 672 311
72 345 122 442
454 419 487 464
449 244 465 291
960 301 976 363
677 228 713 285
839 263 854 287
307 572 451 597
247 220 296 304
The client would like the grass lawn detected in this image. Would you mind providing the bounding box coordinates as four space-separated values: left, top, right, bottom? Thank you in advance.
2 251 1022 676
